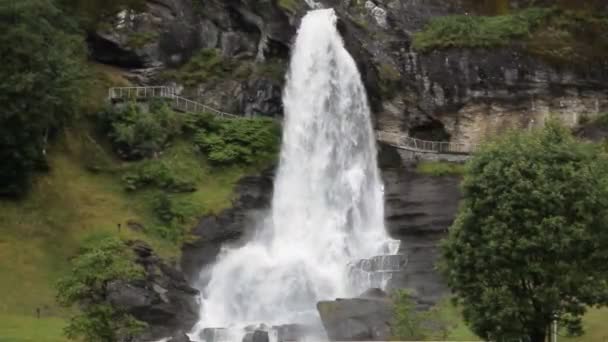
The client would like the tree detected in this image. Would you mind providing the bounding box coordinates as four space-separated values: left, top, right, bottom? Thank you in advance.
0 0 86 196
441 122 608 342
57 234 146 342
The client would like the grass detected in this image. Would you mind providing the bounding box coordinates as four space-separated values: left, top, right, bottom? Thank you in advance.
0 132 255 340
413 7 552 51
430 299 608 341
416 161 466 176
0 314 65 342
412 7 608 66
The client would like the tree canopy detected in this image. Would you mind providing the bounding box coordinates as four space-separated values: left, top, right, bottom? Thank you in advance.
441 122 608 342
0 0 87 196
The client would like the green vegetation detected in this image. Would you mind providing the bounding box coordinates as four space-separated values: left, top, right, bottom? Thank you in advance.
441 122 608 342
377 63 401 99
57 234 146 342
392 291 478 340
277 0 300 14
58 0 146 29
193 114 281 166
0 0 87 197
413 7 552 51
413 7 608 66
126 31 159 49
162 48 288 87
0 314 66 342
416 161 465 176
97 100 184 160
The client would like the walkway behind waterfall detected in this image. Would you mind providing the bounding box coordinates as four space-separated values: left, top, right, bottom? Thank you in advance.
108 86 477 157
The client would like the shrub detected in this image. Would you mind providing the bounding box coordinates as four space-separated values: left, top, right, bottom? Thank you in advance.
191 114 281 166
99 101 184 160
413 7 553 51
57 234 146 342
122 159 196 193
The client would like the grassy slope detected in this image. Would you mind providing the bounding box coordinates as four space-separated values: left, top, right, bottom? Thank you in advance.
0 62 256 339
0 135 251 340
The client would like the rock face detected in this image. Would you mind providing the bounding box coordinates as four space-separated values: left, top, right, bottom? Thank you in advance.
181 169 274 283
317 289 393 341
91 0 608 144
105 241 199 342
379 144 460 305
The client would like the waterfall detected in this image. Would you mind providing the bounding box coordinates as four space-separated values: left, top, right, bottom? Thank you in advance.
190 9 398 341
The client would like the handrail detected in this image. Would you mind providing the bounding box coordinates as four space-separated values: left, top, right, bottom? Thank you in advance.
377 131 476 155
108 86 239 118
108 87 475 155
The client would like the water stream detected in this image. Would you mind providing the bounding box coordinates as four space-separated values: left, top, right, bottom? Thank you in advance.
190 9 399 342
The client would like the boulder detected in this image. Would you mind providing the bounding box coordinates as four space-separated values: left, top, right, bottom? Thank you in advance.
317 295 392 341
242 330 269 342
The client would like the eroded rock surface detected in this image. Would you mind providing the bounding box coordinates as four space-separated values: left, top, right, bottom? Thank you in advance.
106 241 199 342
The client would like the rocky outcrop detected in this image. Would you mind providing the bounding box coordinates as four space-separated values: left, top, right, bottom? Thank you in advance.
110 241 199 342
379 144 460 305
317 289 393 341
91 0 608 144
181 169 274 283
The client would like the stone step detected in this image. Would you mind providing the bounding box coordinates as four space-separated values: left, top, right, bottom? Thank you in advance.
349 254 406 272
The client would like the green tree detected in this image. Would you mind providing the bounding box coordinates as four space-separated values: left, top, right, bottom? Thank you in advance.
0 0 86 196
57 235 146 341
441 122 608 342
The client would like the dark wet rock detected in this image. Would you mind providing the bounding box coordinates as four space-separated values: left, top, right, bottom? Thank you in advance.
380 144 460 304
359 288 388 299
240 78 283 118
317 294 393 341
181 169 274 283
117 240 199 341
171 331 193 342
201 327 229 342
273 324 312 342
242 330 270 342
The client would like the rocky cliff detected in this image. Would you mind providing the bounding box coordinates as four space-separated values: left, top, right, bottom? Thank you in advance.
91 0 608 148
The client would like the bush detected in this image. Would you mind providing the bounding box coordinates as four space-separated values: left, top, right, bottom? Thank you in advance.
57 234 146 342
98 101 184 160
392 290 450 340
413 7 608 66
122 159 196 193
191 114 281 166
413 7 553 51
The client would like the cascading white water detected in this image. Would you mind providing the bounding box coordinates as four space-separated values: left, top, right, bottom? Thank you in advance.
190 9 398 341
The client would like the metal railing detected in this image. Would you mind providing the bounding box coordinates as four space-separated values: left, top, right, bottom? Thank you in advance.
377 131 477 155
108 86 239 118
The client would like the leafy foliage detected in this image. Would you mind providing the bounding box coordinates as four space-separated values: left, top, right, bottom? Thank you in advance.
392 290 451 340
161 49 288 86
0 0 87 196
413 7 552 51
191 114 281 166
122 159 196 193
57 234 146 342
413 6 608 66
98 101 184 160
441 122 608 342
